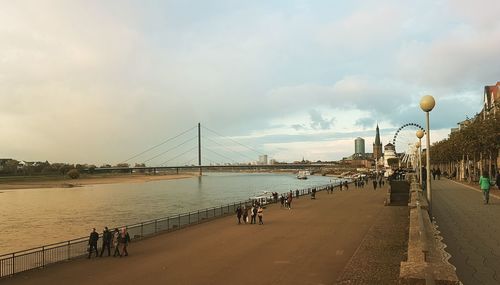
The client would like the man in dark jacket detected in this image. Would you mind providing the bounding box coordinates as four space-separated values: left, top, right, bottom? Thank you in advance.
88 228 99 258
235 206 243 224
100 227 112 257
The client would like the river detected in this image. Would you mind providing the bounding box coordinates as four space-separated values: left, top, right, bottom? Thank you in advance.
0 173 339 255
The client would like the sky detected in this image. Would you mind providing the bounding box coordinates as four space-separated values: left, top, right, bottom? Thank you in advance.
1 0 499 166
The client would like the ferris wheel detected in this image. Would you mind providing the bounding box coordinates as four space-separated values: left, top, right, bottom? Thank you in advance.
392 123 425 167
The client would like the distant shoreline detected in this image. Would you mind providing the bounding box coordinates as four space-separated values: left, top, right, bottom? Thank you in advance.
0 173 199 191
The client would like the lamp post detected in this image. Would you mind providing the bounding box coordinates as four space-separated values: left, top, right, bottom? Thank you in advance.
416 130 424 185
420 95 435 215
415 141 421 182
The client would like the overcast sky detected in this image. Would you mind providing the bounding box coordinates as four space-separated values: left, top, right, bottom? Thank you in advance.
1 0 499 166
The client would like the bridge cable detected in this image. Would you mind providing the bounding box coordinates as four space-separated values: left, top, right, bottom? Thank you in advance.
202 147 240 164
159 146 198 166
202 135 257 162
201 126 265 156
142 135 198 164
121 125 197 163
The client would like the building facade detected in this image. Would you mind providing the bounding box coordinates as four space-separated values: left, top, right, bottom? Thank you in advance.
483 82 500 119
355 137 365 155
258 155 268 165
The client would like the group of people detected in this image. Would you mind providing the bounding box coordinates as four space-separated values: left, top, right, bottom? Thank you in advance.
88 227 131 259
431 168 442 180
280 191 294 209
235 204 264 225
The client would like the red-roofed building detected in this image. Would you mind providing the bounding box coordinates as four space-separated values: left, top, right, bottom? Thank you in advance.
483 82 500 119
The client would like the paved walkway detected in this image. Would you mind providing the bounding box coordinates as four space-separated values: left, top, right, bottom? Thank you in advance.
0 184 404 285
432 179 500 285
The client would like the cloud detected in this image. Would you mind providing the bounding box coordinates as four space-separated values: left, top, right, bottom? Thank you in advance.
308 109 335 130
0 1 495 164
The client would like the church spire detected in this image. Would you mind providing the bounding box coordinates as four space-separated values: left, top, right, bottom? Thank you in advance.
375 124 381 146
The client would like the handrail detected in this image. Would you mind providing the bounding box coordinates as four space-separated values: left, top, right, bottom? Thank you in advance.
0 180 346 278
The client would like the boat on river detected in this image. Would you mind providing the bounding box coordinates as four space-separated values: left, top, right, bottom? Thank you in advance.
297 170 308 180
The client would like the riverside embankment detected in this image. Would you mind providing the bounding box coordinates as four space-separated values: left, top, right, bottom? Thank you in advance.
1 183 409 285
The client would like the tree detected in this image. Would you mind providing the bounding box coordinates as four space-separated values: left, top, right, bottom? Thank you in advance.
67 169 80 179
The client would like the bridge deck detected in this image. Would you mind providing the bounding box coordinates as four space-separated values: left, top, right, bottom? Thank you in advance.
2 183 406 285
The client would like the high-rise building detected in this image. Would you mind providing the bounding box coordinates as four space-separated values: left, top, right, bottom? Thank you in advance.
258 155 268 165
373 124 383 160
354 137 365 155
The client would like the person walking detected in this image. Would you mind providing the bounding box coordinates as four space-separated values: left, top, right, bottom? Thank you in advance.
251 205 257 224
87 228 99 259
344 181 349 191
436 168 441 180
372 179 377 190
296 189 300 198
242 206 249 224
432 168 436 180
112 228 121 257
235 205 243 224
479 171 493 204
100 227 112 257
280 195 285 208
120 228 131 257
257 206 264 225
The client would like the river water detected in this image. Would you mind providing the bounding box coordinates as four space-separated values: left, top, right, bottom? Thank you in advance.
0 173 338 255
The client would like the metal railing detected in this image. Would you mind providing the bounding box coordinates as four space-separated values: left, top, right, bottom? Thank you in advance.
0 181 343 278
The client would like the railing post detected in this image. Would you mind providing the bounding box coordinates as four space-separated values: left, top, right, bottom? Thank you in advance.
197 210 200 223
188 212 191 224
141 222 144 238
11 253 14 276
178 214 181 228
42 246 45 268
167 217 170 231
67 241 70 260
155 219 158 233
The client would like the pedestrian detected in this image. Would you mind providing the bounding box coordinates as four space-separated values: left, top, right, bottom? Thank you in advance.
87 228 99 259
120 228 131 257
236 205 243 224
287 192 293 209
100 226 112 257
372 180 377 190
112 228 121 257
378 178 382 188
432 168 436 180
496 170 500 190
344 181 349 190
243 206 249 224
296 189 300 198
436 168 441 180
479 171 493 204
252 205 258 224
280 195 285 208
257 206 264 225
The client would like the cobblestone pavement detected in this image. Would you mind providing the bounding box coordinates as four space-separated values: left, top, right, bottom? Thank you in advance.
335 205 409 285
432 179 500 285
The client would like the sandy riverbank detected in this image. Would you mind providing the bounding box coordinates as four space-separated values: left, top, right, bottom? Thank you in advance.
0 173 198 191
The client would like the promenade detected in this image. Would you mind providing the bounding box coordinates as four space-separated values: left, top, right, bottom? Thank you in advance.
432 179 500 285
1 184 408 285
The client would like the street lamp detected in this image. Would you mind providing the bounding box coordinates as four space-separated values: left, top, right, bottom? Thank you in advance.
416 130 424 185
420 95 435 215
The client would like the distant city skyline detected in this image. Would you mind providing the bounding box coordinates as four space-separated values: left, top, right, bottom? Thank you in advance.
1 1 499 165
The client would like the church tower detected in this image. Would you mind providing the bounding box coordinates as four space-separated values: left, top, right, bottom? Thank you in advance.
373 124 382 160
